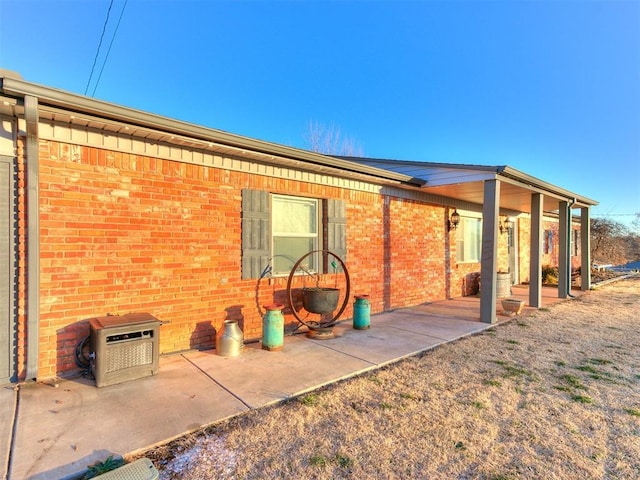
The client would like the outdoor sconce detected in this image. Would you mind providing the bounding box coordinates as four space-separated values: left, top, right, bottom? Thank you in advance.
448 209 460 231
499 217 512 234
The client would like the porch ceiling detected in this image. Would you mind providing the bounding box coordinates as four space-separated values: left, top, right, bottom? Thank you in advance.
422 180 572 215
342 157 598 215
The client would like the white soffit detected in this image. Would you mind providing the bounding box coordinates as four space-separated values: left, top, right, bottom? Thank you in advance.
346 157 597 213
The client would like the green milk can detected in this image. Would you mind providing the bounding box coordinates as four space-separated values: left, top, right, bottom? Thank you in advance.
353 294 370 330
262 304 284 351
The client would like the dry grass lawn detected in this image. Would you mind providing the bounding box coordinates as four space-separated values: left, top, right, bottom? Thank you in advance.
141 277 640 479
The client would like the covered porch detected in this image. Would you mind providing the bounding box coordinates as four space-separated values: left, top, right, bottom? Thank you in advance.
348 158 598 323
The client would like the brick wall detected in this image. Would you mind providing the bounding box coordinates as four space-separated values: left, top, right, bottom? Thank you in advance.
496 221 510 273
541 218 582 270
447 216 512 298
38 141 249 374
36 140 453 379
387 197 447 308
518 217 531 283
542 218 559 267
516 216 581 285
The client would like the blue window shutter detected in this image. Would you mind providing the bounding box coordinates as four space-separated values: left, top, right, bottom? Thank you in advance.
242 189 270 279
326 198 347 264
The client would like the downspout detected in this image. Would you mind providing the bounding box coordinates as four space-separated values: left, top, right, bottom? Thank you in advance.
24 95 40 380
567 198 576 298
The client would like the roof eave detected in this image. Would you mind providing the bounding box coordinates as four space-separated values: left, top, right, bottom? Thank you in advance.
0 75 424 187
343 157 598 208
499 166 598 207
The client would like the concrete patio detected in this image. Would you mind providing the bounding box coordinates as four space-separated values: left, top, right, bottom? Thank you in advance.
1 286 579 480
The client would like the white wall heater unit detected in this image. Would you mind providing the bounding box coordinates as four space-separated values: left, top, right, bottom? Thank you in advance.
89 313 161 388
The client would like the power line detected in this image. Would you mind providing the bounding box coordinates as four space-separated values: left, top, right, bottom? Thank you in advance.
84 0 115 96
91 0 128 97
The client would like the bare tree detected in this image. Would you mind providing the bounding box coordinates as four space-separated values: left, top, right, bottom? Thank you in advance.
303 120 364 157
631 212 640 234
590 218 629 264
625 212 640 261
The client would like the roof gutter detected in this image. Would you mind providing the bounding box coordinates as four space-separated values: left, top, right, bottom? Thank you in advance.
0 75 424 187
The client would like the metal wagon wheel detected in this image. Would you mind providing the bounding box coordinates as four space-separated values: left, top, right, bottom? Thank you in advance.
286 250 351 332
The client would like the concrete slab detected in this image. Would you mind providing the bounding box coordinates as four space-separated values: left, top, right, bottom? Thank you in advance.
378 310 490 340
0 385 16 479
186 336 376 408
4 289 574 480
311 323 448 365
406 300 482 322
11 355 248 480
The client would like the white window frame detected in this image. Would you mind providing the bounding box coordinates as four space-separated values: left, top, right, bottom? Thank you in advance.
271 194 320 276
456 215 482 263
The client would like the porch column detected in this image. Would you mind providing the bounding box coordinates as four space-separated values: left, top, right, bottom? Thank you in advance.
580 207 591 291
529 193 543 307
25 95 40 380
558 200 569 298
480 179 500 324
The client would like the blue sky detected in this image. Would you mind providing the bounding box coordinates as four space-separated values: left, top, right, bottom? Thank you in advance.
1 0 639 227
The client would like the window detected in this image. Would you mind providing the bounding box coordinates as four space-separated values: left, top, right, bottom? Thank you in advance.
456 217 482 263
272 195 319 275
241 189 346 279
543 230 554 254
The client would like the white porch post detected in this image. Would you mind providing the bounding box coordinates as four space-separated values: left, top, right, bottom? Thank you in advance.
581 207 591 291
480 179 500 324
558 200 569 298
529 193 543 308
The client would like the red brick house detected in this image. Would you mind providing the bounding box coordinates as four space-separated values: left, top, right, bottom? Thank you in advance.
0 72 597 383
